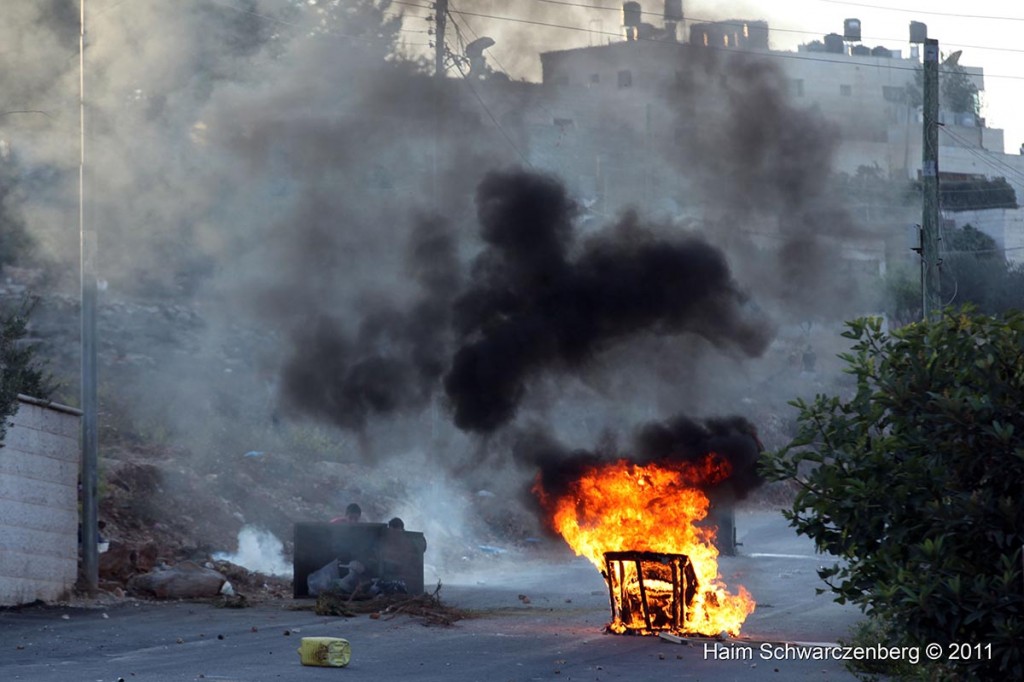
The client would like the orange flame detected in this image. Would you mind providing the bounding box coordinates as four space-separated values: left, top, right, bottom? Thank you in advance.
534 454 755 636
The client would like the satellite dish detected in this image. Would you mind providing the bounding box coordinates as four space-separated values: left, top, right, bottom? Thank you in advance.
465 37 495 60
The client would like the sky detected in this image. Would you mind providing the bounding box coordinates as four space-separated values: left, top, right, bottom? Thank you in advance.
403 0 1024 154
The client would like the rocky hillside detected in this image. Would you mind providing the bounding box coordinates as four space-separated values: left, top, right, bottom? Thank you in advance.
2 268 546 596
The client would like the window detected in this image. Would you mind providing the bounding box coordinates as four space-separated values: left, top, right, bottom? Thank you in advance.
590 73 600 84
553 118 574 129
882 85 906 103
787 79 805 97
617 70 632 88
840 84 852 96
552 74 569 86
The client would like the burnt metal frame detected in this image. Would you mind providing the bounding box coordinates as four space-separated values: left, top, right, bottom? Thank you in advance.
603 550 695 632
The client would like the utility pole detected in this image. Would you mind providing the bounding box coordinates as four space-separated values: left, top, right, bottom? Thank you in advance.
921 38 942 320
79 0 99 594
431 0 448 215
434 0 448 80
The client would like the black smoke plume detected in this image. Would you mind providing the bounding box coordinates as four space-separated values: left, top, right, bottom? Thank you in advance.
444 169 773 433
633 414 764 501
524 413 765 526
278 215 460 431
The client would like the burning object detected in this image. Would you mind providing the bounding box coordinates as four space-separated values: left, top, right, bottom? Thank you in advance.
534 454 756 636
603 551 698 634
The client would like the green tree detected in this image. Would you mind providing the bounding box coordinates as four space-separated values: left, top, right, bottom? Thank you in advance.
763 310 1024 680
286 0 405 61
941 57 980 117
905 54 981 117
0 158 33 269
879 266 921 328
941 224 1024 313
1 299 55 445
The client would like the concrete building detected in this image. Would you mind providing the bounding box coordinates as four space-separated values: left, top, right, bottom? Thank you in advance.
528 5 1024 269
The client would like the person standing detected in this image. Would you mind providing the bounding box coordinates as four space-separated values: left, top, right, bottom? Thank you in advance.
330 502 362 524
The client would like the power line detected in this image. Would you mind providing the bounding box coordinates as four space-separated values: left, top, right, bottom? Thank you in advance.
448 1 566 135
813 0 1024 22
448 1 514 78
434 5 1024 82
941 127 1024 186
531 0 1024 54
443 31 532 166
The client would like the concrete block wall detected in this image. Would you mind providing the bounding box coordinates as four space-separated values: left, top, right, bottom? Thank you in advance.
0 396 81 606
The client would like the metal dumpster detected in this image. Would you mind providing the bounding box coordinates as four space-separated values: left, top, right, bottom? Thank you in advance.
292 522 427 598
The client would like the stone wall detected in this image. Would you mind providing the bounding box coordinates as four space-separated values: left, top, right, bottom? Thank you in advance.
0 396 81 606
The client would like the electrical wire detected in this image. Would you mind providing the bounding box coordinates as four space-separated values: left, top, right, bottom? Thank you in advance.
940 127 1024 186
412 3 1024 82
443 33 533 167
448 1 567 136
813 0 1024 22
531 0 1024 55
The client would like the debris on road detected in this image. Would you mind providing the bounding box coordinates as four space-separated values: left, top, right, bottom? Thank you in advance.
127 561 227 599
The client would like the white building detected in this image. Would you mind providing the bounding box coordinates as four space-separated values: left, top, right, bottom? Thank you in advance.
533 11 1024 265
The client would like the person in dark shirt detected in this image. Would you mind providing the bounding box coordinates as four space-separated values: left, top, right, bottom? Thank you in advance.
330 502 362 524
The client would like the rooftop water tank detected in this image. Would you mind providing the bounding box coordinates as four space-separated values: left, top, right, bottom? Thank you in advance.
623 2 642 28
909 21 927 44
844 18 861 42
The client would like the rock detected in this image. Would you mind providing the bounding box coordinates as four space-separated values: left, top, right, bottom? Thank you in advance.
128 561 227 599
99 541 158 583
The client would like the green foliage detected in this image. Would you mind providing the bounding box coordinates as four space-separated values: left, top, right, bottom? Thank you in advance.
882 223 1024 317
762 310 1024 680
285 0 405 62
0 159 34 268
941 178 1017 212
940 224 1024 313
941 60 980 117
906 57 981 116
879 266 921 328
0 299 56 445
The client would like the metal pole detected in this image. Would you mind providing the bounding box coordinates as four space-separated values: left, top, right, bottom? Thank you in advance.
434 0 448 79
432 1 448 211
80 0 99 595
921 38 942 320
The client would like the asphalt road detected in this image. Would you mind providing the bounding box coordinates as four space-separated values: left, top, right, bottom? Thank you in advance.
0 509 870 682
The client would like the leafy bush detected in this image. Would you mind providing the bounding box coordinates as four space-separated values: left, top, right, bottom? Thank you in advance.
763 310 1024 680
941 178 1017 212
1 299 55 445
0 159 34 268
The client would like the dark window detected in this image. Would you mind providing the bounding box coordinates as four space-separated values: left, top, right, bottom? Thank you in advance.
552 74 569 86
882 85 907 103
553 118 574 128
840 84 852 96
590 73 600 84
617 70 632 88
788 79 804 97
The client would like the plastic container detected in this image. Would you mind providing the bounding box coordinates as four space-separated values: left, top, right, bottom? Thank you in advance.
297 637 351 667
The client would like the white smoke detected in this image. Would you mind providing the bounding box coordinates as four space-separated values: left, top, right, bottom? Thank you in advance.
214 525 292 577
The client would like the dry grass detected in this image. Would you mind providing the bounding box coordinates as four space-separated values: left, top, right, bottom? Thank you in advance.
305 582 471 627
